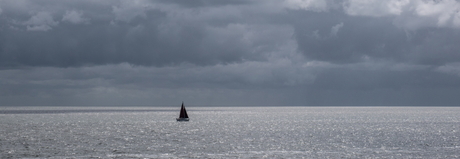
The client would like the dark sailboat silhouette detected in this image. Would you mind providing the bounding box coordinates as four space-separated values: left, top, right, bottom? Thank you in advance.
176 102 189 121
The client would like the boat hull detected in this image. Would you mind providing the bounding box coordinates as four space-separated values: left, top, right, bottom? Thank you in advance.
176 118 189 121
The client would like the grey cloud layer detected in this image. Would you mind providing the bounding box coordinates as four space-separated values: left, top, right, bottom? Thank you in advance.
1 0 460 106
1 0 289 67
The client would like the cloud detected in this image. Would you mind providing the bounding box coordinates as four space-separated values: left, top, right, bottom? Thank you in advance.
343 0 460 29
284 0 330 12
412 0 460 28
0 1 296 68
0 57 318 105
343 0 410 17
435 62 460 77
1 0 460 106
62 10 90 24
26 25 52 31
330 22 344 36
23 11 59 31
112 0 151 22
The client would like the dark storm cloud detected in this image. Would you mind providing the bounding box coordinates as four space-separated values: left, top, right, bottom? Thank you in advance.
1 0 460 106
291 10 460 66
156 0 253 8
0 0 293 68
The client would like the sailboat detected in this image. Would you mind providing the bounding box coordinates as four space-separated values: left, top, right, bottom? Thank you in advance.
176 102 189 121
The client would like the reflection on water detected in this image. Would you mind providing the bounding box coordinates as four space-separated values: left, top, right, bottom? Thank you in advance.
1 107 459 158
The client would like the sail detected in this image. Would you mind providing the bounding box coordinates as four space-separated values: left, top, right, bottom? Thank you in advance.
179 102 189 118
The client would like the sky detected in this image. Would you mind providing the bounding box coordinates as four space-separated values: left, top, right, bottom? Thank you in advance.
1 0 460 106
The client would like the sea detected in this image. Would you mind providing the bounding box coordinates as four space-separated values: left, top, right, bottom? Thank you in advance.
1 106 459 158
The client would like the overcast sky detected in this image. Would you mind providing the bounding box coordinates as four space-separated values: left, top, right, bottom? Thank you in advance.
1 0 460 106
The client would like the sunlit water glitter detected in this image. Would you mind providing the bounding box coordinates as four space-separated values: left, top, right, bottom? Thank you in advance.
1 106 459 158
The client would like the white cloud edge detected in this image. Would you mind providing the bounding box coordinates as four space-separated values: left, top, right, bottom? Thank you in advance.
284 0 330 12
330 22 344 36
435 62 460 77
344 0 460 29
62 10 90 24
23 11 59 31
287 0 460 29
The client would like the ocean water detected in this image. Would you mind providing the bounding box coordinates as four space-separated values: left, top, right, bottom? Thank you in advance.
1 106 459 158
